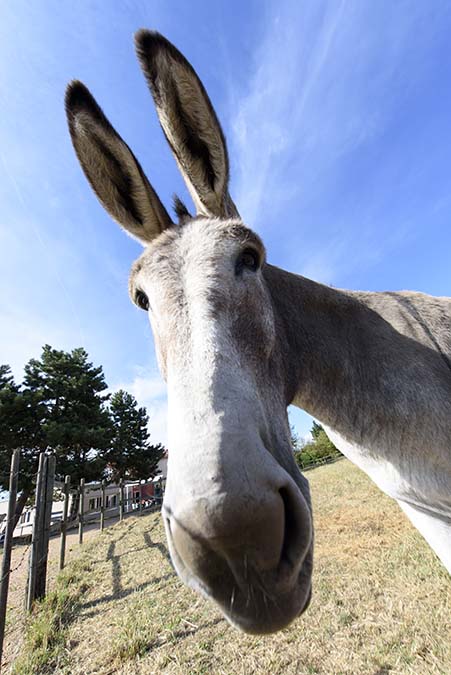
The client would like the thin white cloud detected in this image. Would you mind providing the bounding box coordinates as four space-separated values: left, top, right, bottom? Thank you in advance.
110 367 168 446
229 1 347 226
2 0 449 460
0 306 69 380
115 370 167 402
146 399 168 448
226 0 437 285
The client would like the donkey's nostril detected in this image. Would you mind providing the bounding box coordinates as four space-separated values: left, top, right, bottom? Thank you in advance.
278 485 311 574
279 487 295 566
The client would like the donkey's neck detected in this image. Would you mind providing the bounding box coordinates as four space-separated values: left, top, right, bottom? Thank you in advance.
264 264 451 565
265 264 372 436
264 263 451 457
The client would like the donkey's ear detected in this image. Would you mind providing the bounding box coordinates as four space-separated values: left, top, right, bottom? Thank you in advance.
135 30 239 220
65 80 173 245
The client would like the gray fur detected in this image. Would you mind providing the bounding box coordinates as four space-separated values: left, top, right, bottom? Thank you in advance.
66 31 451 635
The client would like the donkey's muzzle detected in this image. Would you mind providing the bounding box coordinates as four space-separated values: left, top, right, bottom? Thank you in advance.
163 473 313 633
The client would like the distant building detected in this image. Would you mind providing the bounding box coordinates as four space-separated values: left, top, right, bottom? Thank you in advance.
0 451 168 541
158 450 168 479
0 498 65 540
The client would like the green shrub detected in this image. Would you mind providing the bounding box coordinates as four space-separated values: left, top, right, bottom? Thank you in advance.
294 427 342 470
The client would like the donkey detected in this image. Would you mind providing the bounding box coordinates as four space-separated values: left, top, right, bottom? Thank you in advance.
65 30 451 634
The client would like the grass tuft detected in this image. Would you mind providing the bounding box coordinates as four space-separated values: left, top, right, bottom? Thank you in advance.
11 558 92 674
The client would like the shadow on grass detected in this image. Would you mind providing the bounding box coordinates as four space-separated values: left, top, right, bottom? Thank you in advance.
81 572 176 618
81 523 174 617
140 616 226 656
106 541 122 596
143 528 172 564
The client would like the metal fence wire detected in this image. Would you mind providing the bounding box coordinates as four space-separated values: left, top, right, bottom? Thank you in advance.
0 449 165 669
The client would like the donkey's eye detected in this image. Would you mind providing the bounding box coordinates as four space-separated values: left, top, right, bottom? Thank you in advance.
236 248 260 275
135 290 149 311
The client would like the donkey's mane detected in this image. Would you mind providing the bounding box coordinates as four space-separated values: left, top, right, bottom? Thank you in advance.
172 195 192 223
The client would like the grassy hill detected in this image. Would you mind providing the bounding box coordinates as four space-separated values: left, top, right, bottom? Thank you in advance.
14 460 451 675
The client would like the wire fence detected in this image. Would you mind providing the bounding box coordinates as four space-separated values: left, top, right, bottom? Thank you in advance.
299 453 345 472
0 449 342 668
0 450 165 670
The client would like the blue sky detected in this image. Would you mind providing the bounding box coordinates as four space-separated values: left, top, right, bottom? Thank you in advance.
1 0 451 446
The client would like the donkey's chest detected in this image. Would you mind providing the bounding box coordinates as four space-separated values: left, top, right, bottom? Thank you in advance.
323 425 451 573
323 425 451 519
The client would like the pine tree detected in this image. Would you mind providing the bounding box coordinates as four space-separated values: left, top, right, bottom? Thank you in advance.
290 424 301 452
23 345 112 484
293 421 342 471
0 365 46 528
311 421 323 440
0 365 21 454
106 390 165 483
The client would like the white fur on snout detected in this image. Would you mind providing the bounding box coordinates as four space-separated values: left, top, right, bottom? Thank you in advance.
161 222 273 501
133 218 313 632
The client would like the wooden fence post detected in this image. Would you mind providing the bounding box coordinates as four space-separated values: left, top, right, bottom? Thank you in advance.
26 452 46 611
100 480 106 532
59 475 71 571
35 454 56 600
139 485 143 515
119 480 124 522
78 478 85 545
0 449 20 670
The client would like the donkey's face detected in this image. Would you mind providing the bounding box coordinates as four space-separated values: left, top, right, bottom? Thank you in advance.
66 30 313 633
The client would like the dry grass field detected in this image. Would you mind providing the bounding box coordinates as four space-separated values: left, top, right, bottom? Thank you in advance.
13 459 451 675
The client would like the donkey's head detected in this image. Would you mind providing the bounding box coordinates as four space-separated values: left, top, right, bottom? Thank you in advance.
66 30 313 634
